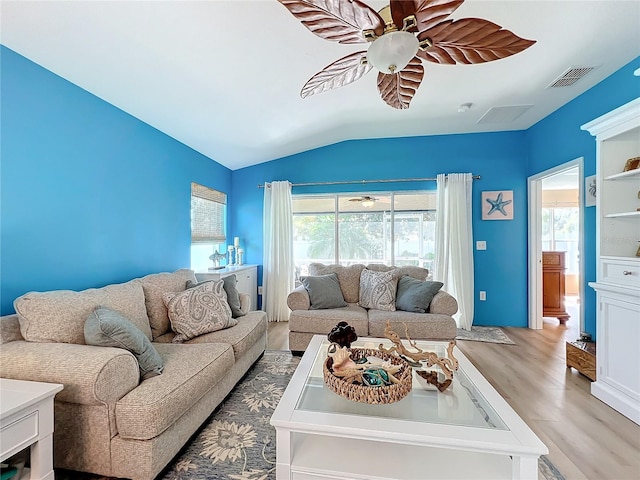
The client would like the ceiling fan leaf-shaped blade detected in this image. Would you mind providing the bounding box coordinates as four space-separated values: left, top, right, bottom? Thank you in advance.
414 0 464 32
377 57 424 109
389 0 418 32
278 0 385 44
418 18 536 64
301 51 372 98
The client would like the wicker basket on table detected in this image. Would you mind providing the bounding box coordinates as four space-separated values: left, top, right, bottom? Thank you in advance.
323 347 412 404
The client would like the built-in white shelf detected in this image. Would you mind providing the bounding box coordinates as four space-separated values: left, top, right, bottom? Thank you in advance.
605 210 640 218
604 168 640 181
581 97 640 425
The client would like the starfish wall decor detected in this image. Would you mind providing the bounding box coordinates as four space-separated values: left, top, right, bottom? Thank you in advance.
277 0 536 109
482 190 514 220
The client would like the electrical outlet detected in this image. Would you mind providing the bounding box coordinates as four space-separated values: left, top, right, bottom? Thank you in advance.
258 286 263 295
479 291 486 301
476 241 487 250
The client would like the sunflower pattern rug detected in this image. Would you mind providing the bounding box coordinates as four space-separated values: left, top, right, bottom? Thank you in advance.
161 351 300 480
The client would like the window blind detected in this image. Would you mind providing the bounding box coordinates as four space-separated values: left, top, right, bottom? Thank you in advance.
191 182 226 244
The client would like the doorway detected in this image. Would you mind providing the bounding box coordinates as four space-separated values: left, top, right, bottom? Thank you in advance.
527 158 585 332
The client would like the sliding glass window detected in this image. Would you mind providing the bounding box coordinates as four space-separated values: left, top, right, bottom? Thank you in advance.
292 192 436 280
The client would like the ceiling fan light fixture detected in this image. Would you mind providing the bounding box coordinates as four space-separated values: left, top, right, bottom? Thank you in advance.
361 198 375 208
366 31 419 74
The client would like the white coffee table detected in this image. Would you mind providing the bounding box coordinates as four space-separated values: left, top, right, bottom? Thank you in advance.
271 336 547 480
1 379 64 480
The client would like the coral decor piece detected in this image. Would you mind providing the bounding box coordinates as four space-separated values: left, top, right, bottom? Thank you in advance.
327 321 358 348
277 0 536 109
379 320 458 391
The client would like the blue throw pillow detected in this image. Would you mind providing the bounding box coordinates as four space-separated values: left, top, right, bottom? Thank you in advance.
85 307 164 380
300 273 347 310
395 276 444 313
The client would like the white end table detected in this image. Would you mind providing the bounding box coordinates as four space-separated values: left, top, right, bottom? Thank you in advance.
1 379 63 480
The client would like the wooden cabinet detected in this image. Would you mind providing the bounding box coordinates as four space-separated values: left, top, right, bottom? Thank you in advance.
581 97 640 425
542 251 570 324
566 341 596 381
196 265 258 310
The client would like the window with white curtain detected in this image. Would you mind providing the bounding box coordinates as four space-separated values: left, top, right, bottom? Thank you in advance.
190 182 227 271
292 191 436 279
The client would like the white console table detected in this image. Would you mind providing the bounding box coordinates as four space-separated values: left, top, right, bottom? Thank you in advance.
196 264 258 310
0 379 63 480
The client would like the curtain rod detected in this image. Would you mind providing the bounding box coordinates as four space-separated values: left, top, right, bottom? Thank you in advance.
257 175 480 189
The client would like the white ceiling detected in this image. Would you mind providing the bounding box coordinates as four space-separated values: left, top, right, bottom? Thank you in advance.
2 1 639 170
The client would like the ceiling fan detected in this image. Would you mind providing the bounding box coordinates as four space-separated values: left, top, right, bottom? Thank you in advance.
277 0 536 109
349 195 380 207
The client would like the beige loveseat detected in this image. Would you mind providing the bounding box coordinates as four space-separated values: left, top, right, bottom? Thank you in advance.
288 263 458 352
0 269 267 480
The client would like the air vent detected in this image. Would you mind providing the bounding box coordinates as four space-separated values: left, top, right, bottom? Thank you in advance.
547 66 597 88
477 105 533 124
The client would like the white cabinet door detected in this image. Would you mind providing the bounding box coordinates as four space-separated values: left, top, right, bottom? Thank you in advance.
592 287 640 424
234 266 257 310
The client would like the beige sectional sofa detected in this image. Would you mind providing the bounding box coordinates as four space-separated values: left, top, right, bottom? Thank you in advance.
0 269 267 480
288 263 458 352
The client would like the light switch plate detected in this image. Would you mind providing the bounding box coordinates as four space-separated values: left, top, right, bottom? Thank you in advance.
476 241 487 250
479 291 486 301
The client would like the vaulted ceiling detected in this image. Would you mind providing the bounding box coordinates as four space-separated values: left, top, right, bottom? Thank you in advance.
2 1 639 170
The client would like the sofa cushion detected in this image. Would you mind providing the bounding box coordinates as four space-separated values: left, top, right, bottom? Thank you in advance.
14 280 151 344
359 268 398 311
308 263 365 303
289 304 369 336
84 307 164 380
181 311 267 359
368 309 457 340
366 264 429 281
396 276 444 313
163 280 236 343
154 311 267 360
139 269 197 340
115 342 235 440
300 273 347 309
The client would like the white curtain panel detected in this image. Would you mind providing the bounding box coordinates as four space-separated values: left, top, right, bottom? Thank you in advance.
434 173 475 331
262 181 295 322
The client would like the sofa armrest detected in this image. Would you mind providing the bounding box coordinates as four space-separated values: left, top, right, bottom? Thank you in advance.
0 341 139 406
287 285 311 311
429 291 458 316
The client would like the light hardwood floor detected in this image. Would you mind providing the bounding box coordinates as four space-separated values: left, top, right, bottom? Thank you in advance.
267 315 640 480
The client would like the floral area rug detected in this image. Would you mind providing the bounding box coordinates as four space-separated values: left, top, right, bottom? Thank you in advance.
57 350 567 480
161 350 300 480
456 326 516 344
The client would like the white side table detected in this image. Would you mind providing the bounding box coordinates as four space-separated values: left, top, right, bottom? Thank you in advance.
1 379 63 480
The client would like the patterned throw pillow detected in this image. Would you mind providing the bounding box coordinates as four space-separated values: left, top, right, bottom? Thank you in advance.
163 280 236 343
358 268 398 311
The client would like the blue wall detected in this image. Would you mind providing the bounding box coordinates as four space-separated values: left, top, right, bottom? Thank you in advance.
233 131 530 327
526 56 640 337
2 43 638 332
0 46 231 315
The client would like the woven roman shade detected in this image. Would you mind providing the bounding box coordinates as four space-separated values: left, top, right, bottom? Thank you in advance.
191 183 226 244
